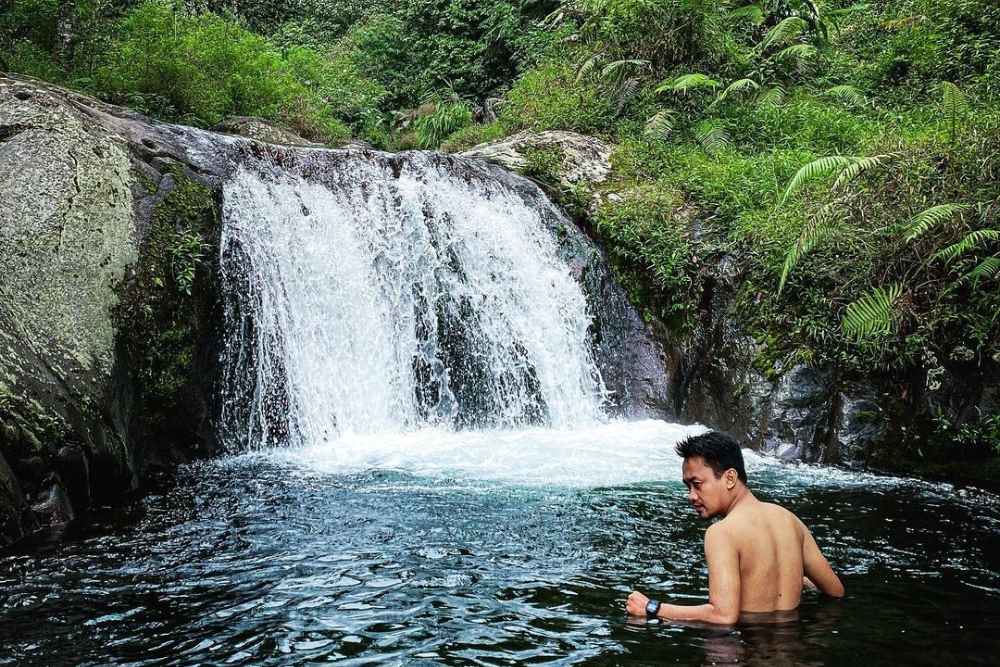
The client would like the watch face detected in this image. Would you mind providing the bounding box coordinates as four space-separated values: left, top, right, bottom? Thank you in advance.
645 599 660 616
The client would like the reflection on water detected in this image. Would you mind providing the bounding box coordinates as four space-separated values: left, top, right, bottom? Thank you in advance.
1 429 999 666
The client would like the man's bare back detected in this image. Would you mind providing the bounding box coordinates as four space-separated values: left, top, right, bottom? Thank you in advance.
626 432 843 625
711 498 843 613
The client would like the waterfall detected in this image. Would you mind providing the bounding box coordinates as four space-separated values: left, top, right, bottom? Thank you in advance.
218 151 610 450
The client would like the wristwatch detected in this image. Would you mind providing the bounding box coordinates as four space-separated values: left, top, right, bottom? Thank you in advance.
645 598 661 618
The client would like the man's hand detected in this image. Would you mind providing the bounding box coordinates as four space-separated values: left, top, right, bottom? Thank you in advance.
626 591 651 617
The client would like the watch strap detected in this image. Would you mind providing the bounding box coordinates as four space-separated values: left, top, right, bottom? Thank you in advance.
645 598 661 617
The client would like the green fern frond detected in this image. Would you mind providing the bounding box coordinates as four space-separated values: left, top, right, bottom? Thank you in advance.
729 3 765 25
601 59 649 80
964 256 1000 284
824 84 866 106
714 78 759 106
656 73 721 95
615 77 642 115
774 43 817 62
934 229 1000 263
830 154 889 191
644 109 676 140
575 52 603 83
902 203 971 242
778 211 840 294
842 284 904 340
761 16 808 51
779 156 854 205
756 85 786 108
940 81 969 117
695 120 732 155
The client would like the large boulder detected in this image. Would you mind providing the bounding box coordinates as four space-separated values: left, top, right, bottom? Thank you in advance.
0 74 226 547
461 130 613 191
214 116 320 147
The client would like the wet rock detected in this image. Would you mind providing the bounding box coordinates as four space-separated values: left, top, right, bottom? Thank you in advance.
214 116 321 147
0 451 36 547
30 478 74 525
835 391 886 463
1 74 227 548
460 130 613 191
54 445 91 511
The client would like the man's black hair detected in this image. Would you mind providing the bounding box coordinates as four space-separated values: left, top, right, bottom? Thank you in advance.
675 431 748 485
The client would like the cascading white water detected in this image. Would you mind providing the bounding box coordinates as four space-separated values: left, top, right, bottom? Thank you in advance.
219 152 610 450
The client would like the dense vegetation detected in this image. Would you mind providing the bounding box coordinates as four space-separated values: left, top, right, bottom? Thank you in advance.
3 0 998 461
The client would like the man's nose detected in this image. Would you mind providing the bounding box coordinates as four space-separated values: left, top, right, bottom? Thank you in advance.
687 488 698 502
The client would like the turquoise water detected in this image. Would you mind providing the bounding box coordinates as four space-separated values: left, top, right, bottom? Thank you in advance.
2 430 998 665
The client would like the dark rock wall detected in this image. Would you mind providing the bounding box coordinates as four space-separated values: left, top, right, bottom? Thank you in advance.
665 248 1000 470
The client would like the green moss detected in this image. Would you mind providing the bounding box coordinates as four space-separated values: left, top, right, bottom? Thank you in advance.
592 184 699 333
115 168 218 425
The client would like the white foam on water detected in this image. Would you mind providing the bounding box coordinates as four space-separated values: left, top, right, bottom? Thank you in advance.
263 419 707 488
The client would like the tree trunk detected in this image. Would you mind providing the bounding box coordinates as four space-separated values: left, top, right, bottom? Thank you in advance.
54 0 77 68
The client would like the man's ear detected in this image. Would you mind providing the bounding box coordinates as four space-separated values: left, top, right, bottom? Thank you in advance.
725 468 737 490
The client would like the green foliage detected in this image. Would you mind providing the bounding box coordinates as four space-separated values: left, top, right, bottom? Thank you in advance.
521 146 564 184
499 59 615 134
440 121 505 153
842 284 904 340
344 0 559 111
95 2 356 141
413 101 474 149
593 184 698 331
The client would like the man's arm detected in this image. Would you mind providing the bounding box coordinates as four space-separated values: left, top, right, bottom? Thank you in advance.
626 524 741 625
800 519 845 598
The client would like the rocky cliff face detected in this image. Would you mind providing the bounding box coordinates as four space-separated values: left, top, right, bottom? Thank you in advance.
0 75 228 547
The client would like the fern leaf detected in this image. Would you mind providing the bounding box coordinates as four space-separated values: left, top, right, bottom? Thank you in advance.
644 110 676 140
842 284 904 340
714 78 759 106
656 73 721 95
601 59 648 80
695 120 732 155
756 84 786 108
824 84 866 106
940 81 969 117
778 211 840 294
830 154 889 191
774 43 817 62
964 256 1000 284
761 16 808 51
576 52 603 83
780 156 854 205
934 229 1000 263
615 78 642 115
903 203 971 242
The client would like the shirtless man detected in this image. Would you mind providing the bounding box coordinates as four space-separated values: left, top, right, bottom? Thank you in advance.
626 431 844 625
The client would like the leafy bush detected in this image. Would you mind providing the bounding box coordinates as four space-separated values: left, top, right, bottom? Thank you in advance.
412 101 474 149
593 184 698 330
94 0 358 143
344 0 560 110
500 59 616 134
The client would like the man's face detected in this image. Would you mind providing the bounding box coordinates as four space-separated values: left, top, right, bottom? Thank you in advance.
682 456 730 519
